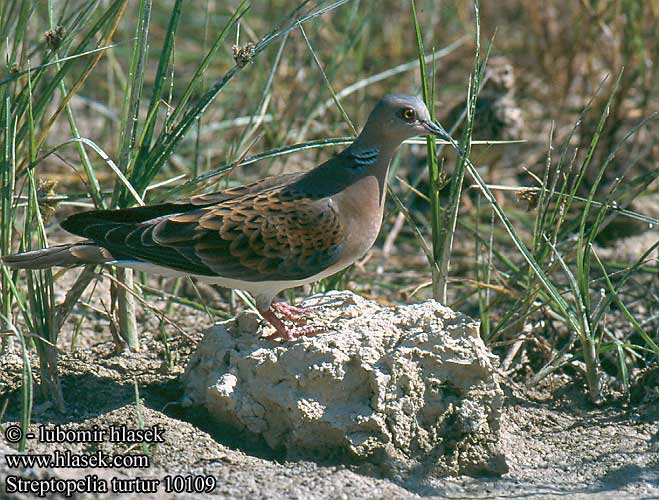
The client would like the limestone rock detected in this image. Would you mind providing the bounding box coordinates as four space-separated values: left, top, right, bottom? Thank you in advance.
182 291 506 477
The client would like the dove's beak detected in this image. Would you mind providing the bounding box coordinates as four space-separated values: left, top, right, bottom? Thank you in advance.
420 119 452 141
419 119 464 156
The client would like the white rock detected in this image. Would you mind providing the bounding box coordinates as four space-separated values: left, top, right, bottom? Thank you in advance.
182 291 507 477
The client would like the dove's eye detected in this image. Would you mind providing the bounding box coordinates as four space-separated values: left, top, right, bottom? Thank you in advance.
401 108 416 122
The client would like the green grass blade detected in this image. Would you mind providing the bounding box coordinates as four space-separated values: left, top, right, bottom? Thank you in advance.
112 0 152 208
411 0 442 300
136 0 183 155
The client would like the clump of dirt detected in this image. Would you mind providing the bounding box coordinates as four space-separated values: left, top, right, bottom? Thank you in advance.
183 291 506 478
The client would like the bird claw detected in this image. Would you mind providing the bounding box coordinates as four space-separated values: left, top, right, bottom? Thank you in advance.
271 301 321 324
259 302 324 341
264 325 326 341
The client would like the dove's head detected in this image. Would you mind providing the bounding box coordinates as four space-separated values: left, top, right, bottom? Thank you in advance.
359 94 450 146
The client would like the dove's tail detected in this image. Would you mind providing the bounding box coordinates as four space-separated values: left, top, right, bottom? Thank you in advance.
1 242 115 269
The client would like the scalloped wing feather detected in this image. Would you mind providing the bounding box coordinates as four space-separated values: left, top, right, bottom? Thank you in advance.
152 188 346 281
63 181 347 282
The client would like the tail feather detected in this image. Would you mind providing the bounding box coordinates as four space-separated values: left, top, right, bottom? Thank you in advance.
1 243 115 269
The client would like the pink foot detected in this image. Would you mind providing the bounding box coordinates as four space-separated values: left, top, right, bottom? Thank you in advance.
259 304 325 341
264 325 325 341
270 301 323 323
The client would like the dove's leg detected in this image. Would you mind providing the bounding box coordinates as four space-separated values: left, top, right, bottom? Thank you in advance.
259 306 324 341
271 302 323 323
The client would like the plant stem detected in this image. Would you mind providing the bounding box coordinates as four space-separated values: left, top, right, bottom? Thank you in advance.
116 268 139 350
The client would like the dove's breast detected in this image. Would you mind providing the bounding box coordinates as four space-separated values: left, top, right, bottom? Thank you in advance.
333 174 386 265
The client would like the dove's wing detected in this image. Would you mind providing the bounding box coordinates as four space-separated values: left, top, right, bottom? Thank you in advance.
61 180 346 282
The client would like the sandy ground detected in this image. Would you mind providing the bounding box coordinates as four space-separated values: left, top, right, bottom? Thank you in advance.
2 315 659 500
